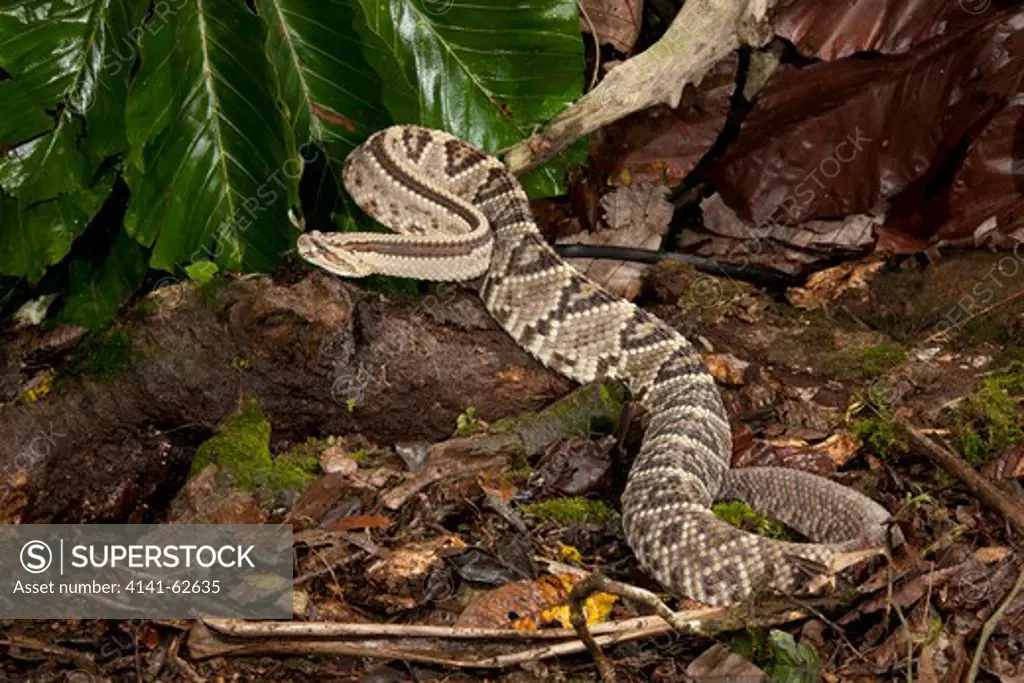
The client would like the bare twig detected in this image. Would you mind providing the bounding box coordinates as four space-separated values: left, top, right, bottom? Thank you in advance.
897 420 1024 536
922 287 1024 344
568 585 617 682
0 636 104 676
167 635 205 683
505 0 778 174
576 0 602 92
198 602 807 670
382 454 507 509
967 559 1024 683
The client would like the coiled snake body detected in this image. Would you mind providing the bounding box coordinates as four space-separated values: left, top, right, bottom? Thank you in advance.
298 126 894 605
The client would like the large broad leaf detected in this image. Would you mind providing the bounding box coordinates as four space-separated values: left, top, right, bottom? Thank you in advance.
0 0 147 281
0 116 117 281
263 0 411 154
0 168 116 282
0 0 147 151
260 0 414 222
125 0 295 272
353 0 585 197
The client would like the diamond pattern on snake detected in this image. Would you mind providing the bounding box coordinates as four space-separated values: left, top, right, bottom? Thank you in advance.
298 126 897 606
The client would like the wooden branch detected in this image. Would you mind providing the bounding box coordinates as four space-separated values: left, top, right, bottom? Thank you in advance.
194 601 806 669
897 420 1024 536
504 0 778 175
0 274 572 523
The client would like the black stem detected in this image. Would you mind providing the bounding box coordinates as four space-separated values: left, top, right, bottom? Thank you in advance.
552 244 798 289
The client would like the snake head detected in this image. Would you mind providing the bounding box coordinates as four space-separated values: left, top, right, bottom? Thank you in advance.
296 231 376 278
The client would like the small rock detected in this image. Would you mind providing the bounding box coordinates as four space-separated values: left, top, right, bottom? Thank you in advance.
318 445 358 475
395 441 431 472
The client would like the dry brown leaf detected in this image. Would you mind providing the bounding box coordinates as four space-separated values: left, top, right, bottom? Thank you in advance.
786 259 886 310
578 0 642 53
705 353 750 386
816 431 859 468
330 515 392 531
975 546 1013 564
685 643 765 683
774 0 968 60
982 443 1024 481
691 194 879 275
455 574 616 629
589 55 738 186
366 535 466 587
318 444 358 475
712 13 1018 229
477 471 517 503
559 182 673 298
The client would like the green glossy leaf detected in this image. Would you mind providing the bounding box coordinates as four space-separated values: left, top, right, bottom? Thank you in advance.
0 115 92 206
185 259 219 284
0 0 147 283
766 630 819 683
263 0 408 152
0 163 115 282
125 0 294 272
55 227 148 329
261 0 414 225
0 0 147 149
353 0 584 196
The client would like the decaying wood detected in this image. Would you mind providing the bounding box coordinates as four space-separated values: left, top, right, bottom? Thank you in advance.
0 273 571 523
504 0 778 174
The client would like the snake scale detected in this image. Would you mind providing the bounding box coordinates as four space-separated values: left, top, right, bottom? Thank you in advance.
298 126 896 606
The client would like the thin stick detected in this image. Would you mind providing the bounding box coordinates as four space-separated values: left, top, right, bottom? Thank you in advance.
967 559 1024 683
204 612 719 641
921 287 1024 344
576 0 602 92
168 635 205 683
897 420 1024 536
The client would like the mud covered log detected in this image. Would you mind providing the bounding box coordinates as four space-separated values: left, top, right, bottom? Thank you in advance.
0 274 571 523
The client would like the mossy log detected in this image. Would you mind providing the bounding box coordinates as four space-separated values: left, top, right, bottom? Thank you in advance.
0 273 572 523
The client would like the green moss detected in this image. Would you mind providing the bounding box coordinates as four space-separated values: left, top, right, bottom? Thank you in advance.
546 382 624 437
506 459 533 480
520 497 615 525
192 398 317 493
852 416 904 456
490 417 518 433
138 297 160 314
712 500 793 540
824 344 907 380
850 390 905 457
952 361 1024 466
76 328 136 381
185 260 219 284
346 447 391 466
